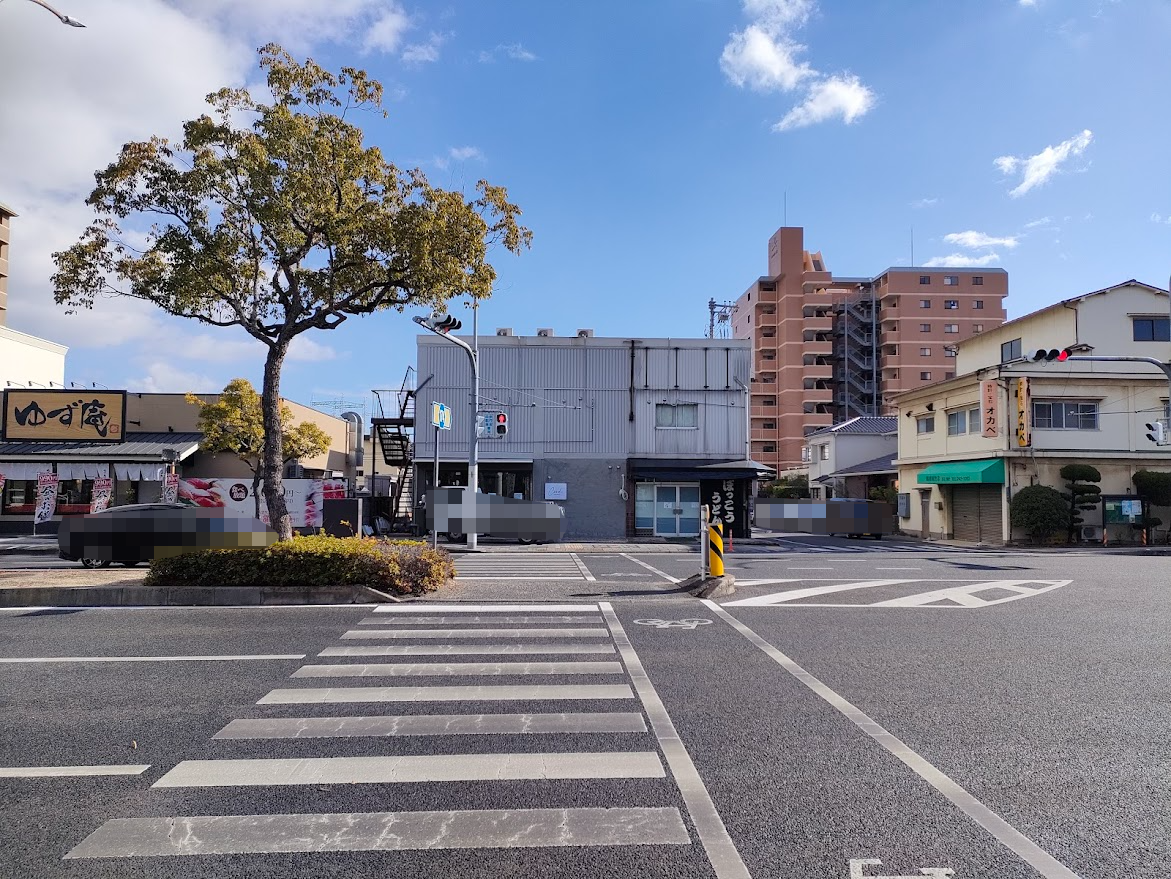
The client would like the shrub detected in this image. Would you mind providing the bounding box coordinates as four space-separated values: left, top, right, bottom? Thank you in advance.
1059 463 1101 542
1133 470 1171 544
145 535 455 595
1009 485 1069 544
869 485 898 505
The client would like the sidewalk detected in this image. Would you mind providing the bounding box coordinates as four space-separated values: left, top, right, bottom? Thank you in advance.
0 536 58 555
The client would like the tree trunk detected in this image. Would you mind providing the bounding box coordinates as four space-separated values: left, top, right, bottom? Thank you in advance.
261 338 293 540
251 469 262 520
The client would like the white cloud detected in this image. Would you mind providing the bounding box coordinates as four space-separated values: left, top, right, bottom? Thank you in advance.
449 146 484 161
994 129 1094 197
773 74 874 130
1024 216 1053 228
126 361 221 394
944 231 1019 249
721 0 874 131
1019 0 1038 6
480 42 538 63
402 32 445 63
923 253 1001 268
363 7 412 54
288 336 339 362
910 198 939 209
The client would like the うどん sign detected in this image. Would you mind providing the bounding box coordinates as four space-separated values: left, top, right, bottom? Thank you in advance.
1 390 127 443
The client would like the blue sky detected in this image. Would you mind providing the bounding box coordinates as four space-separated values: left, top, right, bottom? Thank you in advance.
2 0 1170 418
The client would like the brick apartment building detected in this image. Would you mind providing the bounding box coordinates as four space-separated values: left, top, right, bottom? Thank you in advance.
731 226 1008 473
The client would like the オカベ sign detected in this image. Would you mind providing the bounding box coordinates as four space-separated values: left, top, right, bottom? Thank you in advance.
1 390 126 443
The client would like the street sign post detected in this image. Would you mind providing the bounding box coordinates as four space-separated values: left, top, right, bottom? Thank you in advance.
430 402 451 549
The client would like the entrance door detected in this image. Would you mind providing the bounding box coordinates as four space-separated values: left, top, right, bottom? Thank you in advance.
920 491 932 539
654 485 701 536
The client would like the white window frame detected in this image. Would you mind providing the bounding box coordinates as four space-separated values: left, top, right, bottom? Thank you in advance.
916 416 935 435
819 444 830 461
944 324 959 334
1031 399 1099 431
968 406 980 433
947 410 967 435
920 347 931 356
655 403 699 429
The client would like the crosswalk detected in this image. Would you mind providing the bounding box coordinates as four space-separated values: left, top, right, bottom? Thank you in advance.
723 578 1072 608
741 538 988 555
64 602 743 875
454 552 596 580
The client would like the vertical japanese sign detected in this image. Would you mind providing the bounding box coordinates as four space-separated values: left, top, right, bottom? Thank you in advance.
1015 377 1030 448
0 475 5 506
90 478 113 513
34 472 59 524
981 380 999 438
162 473 179 504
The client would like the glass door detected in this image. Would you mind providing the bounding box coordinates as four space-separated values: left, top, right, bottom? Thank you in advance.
655 485 680 535
678 485 701 535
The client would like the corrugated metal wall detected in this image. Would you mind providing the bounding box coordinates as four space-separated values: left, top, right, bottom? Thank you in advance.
415 338 749 460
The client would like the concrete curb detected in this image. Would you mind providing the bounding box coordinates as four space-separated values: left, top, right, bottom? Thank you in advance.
0 583 423 608
676 573 737 600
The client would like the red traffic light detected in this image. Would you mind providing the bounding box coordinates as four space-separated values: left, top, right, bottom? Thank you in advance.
1056 349 1069 362
496 413 507 423
1032 348 1073 362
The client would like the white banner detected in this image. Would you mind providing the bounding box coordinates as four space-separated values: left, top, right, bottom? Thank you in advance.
90 477 113 513
0 475 5 505
34 472 59 524
176 477 345 528
162 473 179 504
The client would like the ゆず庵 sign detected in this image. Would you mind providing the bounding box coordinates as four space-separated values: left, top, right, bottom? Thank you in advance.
1 390 126 443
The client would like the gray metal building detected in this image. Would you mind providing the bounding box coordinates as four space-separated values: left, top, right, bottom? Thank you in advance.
414 330 772 539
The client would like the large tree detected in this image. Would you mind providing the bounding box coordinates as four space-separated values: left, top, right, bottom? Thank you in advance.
186 379 331 520
52 44 532 539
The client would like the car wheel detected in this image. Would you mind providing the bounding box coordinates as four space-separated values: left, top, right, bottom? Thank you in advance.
446 531 464 543
81 558 111 569
120 560 143 567
518 537 534 545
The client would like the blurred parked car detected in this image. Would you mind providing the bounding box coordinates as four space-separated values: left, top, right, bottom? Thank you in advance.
58 503 277 568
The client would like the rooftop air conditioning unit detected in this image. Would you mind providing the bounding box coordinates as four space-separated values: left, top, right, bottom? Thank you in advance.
495 328 513 336
537 328 554 337
576 329 594 337
1081 525 1102 541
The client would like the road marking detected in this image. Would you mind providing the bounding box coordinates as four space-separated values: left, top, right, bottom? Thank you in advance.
213 712 650 739
633 619 713 630
341 628 611 639
320 643 617 657
875 567 922 571
619 553 681 584
152 752 666 788
871 580 1071 608
702 599 1082 879
258 684 636 704
0 764 149 778
569 553 597 581
357 615 603 625
458 576 585 580
373 604 599 613
291 661 625 677
850 858 953 878
0 654 305 664
786 567 834 571
600 603 750 879
65 807 692 858
723 579 915 606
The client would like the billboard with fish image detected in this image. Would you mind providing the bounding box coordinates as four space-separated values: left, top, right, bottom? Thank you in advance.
177 477 346 528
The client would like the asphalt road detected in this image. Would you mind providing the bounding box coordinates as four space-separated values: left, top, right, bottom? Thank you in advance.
1 546 1169 877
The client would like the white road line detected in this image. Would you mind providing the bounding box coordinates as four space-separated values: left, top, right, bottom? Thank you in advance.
618 553 681 584
65 807 692 858
457 576 586 580
341 628 610 639
600 603 750 879
570 552 597 582
357 616 602 625
320 643 617 657
291 661 625 677
702 600 1082 879
722 579 915 607
875 567 922 571
373 604 599 613
786 567 834 571
0 764 150 778
871 580 1070 608
212 712 650 739
258 684 636 704
152 752 666 788
0 654 305 664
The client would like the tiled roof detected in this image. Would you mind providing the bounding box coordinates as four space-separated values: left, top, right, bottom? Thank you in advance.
831 452 897 477
807 416 897 438
0 432 203 458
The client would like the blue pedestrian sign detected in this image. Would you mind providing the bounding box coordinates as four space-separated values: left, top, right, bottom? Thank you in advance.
431 402 451 430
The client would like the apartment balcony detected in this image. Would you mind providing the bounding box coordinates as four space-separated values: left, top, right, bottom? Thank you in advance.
804 314 833 332
803 365 833 382
803 416 833 434
801 271 832 292
756 310 778 326
750 429 777 441
803 387 833 404
804 339 832 357
750 406 778 418
752 380 779 393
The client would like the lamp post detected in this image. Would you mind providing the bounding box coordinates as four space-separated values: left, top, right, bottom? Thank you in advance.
19 0 85 26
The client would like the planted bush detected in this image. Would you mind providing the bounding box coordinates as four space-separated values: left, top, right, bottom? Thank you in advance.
145 535 455 596
1009 485 1069 545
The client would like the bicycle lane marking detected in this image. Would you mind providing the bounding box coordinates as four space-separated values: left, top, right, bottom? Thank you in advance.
700 599 1081 879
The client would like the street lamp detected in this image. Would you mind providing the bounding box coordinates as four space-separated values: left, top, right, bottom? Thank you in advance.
20 0 85 26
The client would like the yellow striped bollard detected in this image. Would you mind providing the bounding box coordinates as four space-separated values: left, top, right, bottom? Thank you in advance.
709 522 725 577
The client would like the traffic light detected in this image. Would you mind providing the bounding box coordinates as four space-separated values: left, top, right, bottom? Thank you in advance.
494 411 508 436
414 312 463 334
1146 420 1167 445
1032 348 1072 362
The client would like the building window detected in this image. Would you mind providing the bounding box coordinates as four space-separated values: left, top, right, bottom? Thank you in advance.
891 370 899 378
947 410 967 435
972 277 984 286
763 399 776 406
819 445 829 461
973 299 984 308
920 347 931 356
655 403 699 429
1 479 36 514
944 348 957 358
1001 338 1022 362
919 275 931 285
1032 400 1099 430
944 299 959 309
944 276 958 286
945 371 955 379
968 406 980 433
1133 317 1171 342
810 487 821 499
763 422 776 429
801 446 811 463
920 371 932 381
920 323 931 332
916 416 935 434
944 324 958 333
974 323 984 333
919 299 931 308
763 444 776 452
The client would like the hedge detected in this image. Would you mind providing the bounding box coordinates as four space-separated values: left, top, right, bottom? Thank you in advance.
144 535 456 596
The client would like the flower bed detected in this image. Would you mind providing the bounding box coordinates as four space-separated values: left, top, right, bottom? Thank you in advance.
144 535 455 596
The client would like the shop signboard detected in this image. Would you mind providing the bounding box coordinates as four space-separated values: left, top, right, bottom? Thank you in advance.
176 477 345 528
34 472 59 524
90 478 113 513
1 389 126 443
0 475 5 506
701 478 749 540
981 379 999 438
162 474 179 504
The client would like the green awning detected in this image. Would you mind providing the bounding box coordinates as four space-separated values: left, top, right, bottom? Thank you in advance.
917 458 1005 485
